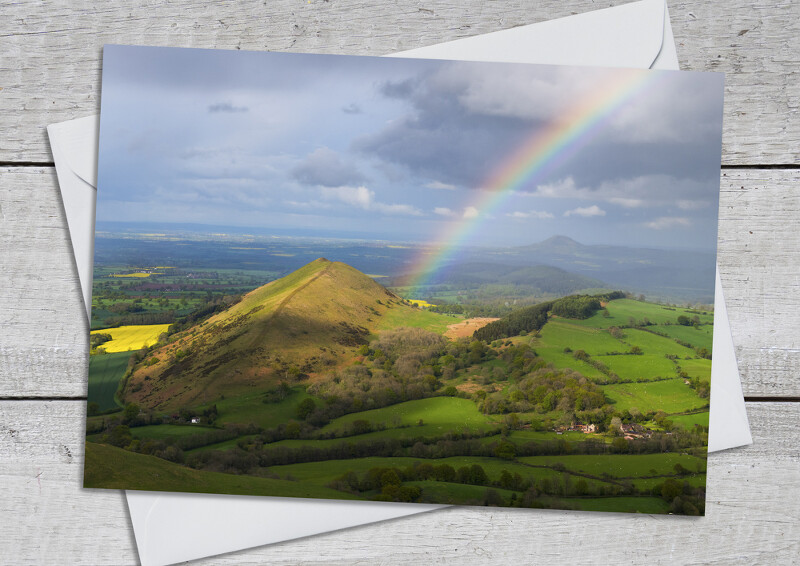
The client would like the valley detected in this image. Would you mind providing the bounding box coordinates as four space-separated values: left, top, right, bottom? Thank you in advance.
85 238 712 515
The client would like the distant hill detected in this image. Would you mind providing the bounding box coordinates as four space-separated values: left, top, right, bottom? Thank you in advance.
502 236 715 304
418 262 606 295
122 258 411 411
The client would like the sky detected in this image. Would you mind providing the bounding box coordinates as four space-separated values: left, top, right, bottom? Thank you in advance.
97 45 725 251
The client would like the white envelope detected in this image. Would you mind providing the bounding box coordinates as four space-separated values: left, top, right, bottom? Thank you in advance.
48 1 751 565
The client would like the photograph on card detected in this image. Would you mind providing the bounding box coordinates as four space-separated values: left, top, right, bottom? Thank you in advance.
84 45 723 515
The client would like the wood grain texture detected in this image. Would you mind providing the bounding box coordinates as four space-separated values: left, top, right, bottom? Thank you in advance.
2 167 797 397
0 400 796 565
0 0 798 164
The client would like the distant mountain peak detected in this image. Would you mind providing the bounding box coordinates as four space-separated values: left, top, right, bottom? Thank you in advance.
541 235 582 247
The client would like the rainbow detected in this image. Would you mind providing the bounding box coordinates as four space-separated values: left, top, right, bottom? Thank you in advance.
405 67 666 291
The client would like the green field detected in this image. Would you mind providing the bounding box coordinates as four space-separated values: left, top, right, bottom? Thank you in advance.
130 424 218 440
595 354 678 381
84 442 358 499
518 453 706 478
655 324 714 352
186 435 259 454
204 387 315 429
602 379 707 413
631 474 707 491
539 319 626 355
679 359 712 382
527 337 605 379
318 397 495 437
620 328 697 357
87 351 131 411
91 324 171 353
574 300 713 328
269 455 598 488
570 496 670 514
375 306 456 335
669 411 710 430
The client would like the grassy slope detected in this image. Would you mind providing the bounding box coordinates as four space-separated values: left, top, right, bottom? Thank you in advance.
595 354 678 381
679 358 712 382
123 259 454 411
603 379 708 413
268 455 600 488
376 306 455 335
669 411 710 429
208 387 315 429
84 442 358 499
317 397 495 436
87 351 131 411
655 324 714 351
518 453 706 478
574 300 713 328
130 424 218 440
526 298 711 413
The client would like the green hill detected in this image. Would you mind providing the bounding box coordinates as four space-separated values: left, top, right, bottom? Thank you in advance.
122 258 432 410
83 442 357 499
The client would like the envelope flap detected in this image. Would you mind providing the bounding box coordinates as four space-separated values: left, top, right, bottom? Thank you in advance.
394 0 666 69
49 115 99 186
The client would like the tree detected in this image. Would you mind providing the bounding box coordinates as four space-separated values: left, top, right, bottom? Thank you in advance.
469 464 488 485
482 489 504 507
660 479 683 501
494 440 517 460
468 340 485 364
296 398 316 420
123 402 140 423
105 425 132 448
677 315 692 326
380 469 402 487
87 402 100 417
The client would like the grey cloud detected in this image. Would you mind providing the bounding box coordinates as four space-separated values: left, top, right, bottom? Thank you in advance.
208 102 248 113
361 63 723 196
341 103 363 115
292 147 366 187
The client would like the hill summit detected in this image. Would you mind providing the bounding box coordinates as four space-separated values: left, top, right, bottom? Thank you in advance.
122 258 403 410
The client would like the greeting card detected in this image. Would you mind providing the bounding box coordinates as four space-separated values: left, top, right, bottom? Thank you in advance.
85 45 723 515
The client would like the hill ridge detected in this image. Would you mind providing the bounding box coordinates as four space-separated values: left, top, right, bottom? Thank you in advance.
271 258 334 319
121 258 413 410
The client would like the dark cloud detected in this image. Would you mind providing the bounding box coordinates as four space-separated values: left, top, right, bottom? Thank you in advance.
341 103 363 115
208 102 248 113
379 78 418 99
292 147 366 187
358 64 723 196
357 74 536 187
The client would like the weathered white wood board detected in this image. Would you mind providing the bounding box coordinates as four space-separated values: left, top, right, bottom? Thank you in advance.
1 1 798 564
2 167 797 397
0 401 797 565
0 0 798 164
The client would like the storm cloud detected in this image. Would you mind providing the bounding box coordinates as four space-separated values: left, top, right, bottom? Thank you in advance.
96 46 725 250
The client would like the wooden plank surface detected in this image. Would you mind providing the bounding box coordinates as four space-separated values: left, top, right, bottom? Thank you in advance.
0 0 798 165
2 167 797 397
1 1 799 564
0 401 797 565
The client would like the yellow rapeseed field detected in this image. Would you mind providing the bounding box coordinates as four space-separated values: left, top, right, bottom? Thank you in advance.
407 299 435 308
91 324 171 353
109 272 152 278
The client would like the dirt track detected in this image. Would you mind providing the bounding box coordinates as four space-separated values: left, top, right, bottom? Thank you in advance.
444 317 500 339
